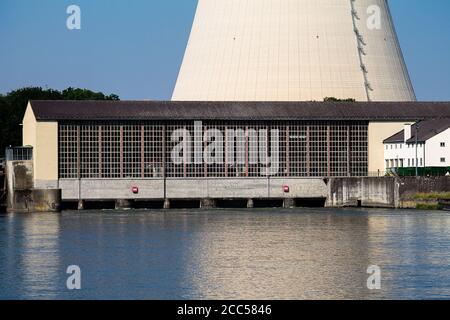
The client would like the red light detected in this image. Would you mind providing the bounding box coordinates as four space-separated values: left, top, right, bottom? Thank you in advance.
132 186 139 194
283 185 290 193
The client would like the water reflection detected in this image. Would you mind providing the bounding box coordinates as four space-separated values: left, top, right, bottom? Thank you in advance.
366 214 450 299
183 211 376 299
1 209 450 299
21 214 61 299
0 214 61 299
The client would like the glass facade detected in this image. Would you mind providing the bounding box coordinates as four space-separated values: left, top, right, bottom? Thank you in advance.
59 121 368 179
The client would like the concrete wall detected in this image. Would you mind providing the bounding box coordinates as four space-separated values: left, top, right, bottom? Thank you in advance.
6 160 61 212
60 179 165 200
398 177 450 201
60 176 450 209
326 177 397 208
59 178 328 201
22 103 59 189
6 160 33 211
326 177 450 209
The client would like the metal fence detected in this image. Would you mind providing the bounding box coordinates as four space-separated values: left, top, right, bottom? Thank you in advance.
5 147 33 161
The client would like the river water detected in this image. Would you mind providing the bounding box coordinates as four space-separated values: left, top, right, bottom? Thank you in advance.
1 208 450 300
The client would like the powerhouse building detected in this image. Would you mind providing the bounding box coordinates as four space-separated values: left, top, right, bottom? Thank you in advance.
22 100 450 203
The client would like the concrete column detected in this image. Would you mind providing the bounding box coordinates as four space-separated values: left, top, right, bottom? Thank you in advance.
247 199 254 208
115 199 132 210
394 177 400 209
77 200 85 210
283 198 295 208
32 189 61 212
200 198 216 209
163 199 171 209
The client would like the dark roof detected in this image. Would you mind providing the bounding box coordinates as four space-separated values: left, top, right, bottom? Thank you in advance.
384 118 450 143
29 100 450 121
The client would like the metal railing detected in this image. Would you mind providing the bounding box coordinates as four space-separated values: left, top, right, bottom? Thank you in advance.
5 147 33 161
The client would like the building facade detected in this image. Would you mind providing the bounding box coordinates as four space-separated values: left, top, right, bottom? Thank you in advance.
22 101 450 202
384 119 450 171
173 0 416 102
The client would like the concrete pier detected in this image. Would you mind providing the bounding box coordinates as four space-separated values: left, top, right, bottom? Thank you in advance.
32 189 61 212
77 200 85 210
5 160 62 213
115 199 132 210
200 198 216 209
247 199 254 208
283 198 295 208
163 199 171 209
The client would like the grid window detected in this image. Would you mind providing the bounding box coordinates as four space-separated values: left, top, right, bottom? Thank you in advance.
59 121 369 179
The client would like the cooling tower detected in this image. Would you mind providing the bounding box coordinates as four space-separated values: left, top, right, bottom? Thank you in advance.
172 0 416 102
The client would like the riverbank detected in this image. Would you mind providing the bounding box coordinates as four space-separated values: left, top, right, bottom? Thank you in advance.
400 192 450 210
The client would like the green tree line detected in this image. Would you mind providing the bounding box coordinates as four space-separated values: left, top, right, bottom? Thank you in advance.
0 87 119 154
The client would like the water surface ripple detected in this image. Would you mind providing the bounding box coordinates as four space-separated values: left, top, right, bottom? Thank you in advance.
1 208 450 300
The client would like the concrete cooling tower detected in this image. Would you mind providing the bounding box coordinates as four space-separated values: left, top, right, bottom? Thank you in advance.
172 0 416 102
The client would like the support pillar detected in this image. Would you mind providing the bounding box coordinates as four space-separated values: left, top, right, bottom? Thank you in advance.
200 198 216 209
283 198 295 209
163 199 171 209
115 199 132 210
247 199 254 208
77 200 85 210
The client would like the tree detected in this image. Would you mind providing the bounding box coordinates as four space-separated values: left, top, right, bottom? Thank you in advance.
0 87 120 153
323 97 356 102
61 87 119 101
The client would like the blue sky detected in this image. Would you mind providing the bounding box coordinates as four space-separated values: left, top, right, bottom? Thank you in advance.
0 0 449 101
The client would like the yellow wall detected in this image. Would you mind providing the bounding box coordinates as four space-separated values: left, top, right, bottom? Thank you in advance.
23 103 36 148
368 122 412 173
22 103 58 186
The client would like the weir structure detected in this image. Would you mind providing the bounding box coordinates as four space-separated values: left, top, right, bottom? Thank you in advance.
13 100 450 211
173 0 416 102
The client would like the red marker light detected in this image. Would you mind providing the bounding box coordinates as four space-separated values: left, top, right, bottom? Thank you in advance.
283 185 290 193
132 186 139 194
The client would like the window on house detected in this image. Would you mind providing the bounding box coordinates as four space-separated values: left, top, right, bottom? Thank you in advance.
408 159 410 167
420 158 423 166
441 158 446 163
441 142 446 147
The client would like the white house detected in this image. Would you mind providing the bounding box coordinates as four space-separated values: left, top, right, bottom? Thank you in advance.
383 119 450 171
